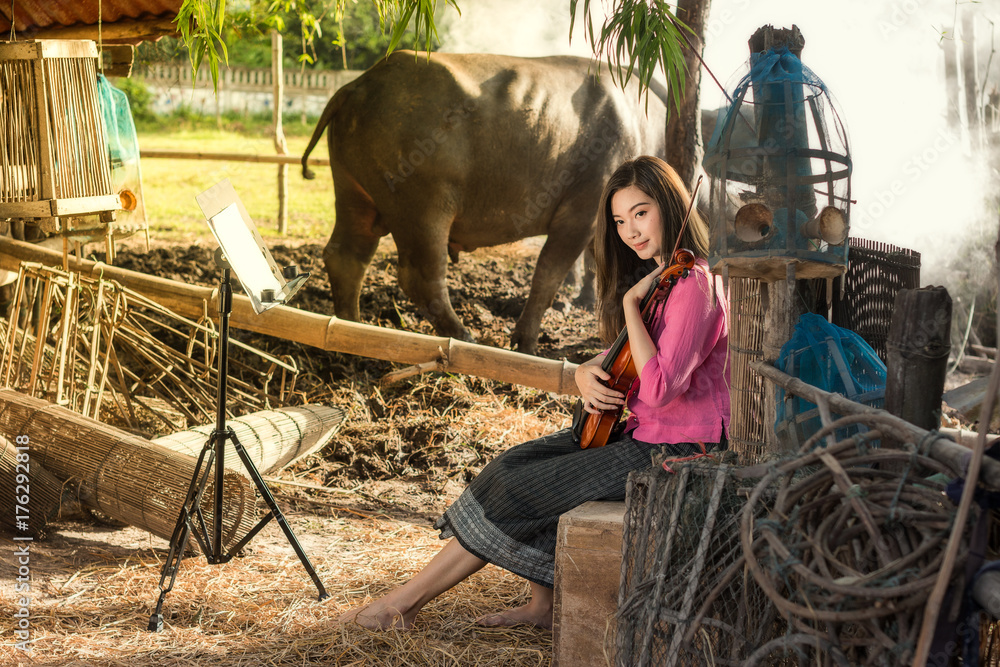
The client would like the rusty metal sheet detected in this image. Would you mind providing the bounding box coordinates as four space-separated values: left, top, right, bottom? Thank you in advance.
0 0 181 38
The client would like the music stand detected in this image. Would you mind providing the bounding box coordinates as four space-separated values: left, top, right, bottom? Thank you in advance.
148 179 327 632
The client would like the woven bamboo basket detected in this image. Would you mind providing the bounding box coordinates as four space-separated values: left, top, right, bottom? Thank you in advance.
0 433 65 535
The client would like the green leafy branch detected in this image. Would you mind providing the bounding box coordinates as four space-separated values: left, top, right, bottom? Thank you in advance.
569 0 692 113
174 0 460 89
175 0 230 89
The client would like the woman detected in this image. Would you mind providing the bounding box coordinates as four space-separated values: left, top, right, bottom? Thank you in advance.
338 156 730 631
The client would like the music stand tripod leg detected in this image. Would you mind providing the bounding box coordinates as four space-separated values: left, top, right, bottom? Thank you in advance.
223 428 329 600
148 440 220 631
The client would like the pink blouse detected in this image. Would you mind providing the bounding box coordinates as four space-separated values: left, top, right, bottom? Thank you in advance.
623 258 730 445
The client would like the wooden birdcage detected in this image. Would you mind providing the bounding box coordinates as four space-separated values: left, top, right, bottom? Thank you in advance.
0 39 121 228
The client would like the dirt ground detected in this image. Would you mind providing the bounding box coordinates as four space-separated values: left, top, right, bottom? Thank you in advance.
0 234 604 666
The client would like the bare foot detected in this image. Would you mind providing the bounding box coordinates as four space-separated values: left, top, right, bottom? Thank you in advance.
337 597 416 630
475 602 553 630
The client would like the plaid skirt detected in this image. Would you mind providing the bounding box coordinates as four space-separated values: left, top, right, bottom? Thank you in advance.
434 428 719 588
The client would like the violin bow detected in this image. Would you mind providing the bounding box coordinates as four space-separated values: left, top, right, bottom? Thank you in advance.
666 174 704 264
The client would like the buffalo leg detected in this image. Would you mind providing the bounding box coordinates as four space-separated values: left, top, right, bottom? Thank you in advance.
510 213 594 354
392 215 472 342
322 190 381 321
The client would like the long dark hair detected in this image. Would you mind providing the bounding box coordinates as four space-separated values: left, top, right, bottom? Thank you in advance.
594 156 710 344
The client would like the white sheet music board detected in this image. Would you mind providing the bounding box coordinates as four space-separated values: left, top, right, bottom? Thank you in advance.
196 179 290 314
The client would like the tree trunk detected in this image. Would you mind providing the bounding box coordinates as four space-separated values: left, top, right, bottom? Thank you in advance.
961 8 983 150
665 0 712 190
944 25 960 127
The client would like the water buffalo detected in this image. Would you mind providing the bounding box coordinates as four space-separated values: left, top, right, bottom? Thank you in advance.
302 50 668 354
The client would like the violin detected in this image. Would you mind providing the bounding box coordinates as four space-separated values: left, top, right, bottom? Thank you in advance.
571 248 697 448
571 175 703 449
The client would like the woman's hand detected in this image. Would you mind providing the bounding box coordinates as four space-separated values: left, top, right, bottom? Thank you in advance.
623 262 665 311
575 359 626 415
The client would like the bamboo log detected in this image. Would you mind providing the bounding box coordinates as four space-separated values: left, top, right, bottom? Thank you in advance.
0 389 257 549
0 237 581 395
749 360 1000 488
152 405 346 476
140 149 330 167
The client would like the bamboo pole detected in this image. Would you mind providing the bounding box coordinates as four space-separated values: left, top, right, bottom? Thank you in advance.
0 237 581 395
749 360 1000 488
139 149 330 167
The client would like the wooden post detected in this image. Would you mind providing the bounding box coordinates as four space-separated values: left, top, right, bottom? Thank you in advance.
943 26 961 127
761 263 808 452
885 287 952 433
748 25 811 455
272 30 289 234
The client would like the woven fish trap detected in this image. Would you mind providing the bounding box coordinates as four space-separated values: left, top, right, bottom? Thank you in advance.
0 433 66 536
152 404 346 477
0 389 256 551
617 457 779 667
741 414 970 666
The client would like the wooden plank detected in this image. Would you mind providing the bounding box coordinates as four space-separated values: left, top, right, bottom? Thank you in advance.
943 376 991 415
553 501 625 667
17 18 179 43
100 45 134 78
885 287 951 434
50 194 121 217
38 40 98 59
0 41 42 60
717 257 846 282
32 58 55 202
0 201 51 217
